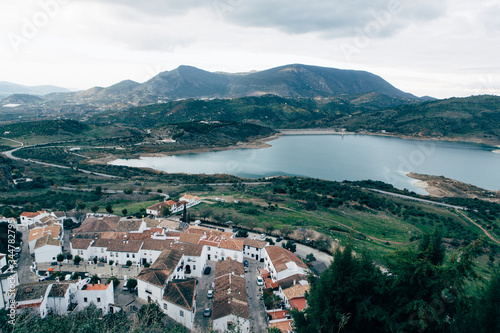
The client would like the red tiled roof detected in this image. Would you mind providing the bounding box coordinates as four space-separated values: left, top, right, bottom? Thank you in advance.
289 297 307 311
265 246 307 273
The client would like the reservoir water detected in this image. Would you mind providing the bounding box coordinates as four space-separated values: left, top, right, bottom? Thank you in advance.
110 135 500 194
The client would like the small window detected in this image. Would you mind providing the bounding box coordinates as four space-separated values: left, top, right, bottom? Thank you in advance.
207 246 211 250
163 304 167 310
126 254 129 258
132 254 135 258
101 248 104 253
97 297 101 303
193 265 196 270
84 298 88 303
180 310 184 317
251 254 254 258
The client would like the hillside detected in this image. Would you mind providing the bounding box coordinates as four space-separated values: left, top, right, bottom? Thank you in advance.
334 95 500 143
91 94 417 129
1 94 44 105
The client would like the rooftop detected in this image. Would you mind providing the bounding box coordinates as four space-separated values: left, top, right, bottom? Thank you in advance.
83 283 111 291
71 238 94 250
48 283 69 297
215 258 244 278
34 234 60 250
15 282 51 302
163 279 196 310
213 273 249 320
265 246 308 273
243 238 268 249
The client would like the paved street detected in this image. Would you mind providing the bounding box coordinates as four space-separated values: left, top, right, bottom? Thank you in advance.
245 258 267 332
18 230 37 284
36 261 142 280
193 261 215 333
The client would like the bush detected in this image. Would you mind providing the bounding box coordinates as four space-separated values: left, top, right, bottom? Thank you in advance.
126 260 132 267
73 255 81 265
107 276 120 288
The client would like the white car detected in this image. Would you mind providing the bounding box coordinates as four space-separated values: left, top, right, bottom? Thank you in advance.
256 276 264 286
207 289 214 298
260 234 266 239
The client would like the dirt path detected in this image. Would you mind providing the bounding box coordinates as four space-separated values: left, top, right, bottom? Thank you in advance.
455 209 500 245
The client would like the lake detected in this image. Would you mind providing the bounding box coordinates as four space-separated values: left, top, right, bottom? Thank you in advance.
110 135 500 194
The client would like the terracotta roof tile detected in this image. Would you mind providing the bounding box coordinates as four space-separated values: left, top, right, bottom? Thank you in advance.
106 239 143 253
265 246 308 273
163 279 196 310
243 239 268 249
171 243 204 257
215 259 244 278
283 284 310 301
213 273 249 320
34 234 60 250
71 238 93 250
141 239 174 251
179 233 202 244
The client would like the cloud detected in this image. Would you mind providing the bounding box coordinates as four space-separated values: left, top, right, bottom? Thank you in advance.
222 0 447 38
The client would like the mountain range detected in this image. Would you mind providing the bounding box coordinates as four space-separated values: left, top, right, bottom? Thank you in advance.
72 64 420 102
0 81 70 98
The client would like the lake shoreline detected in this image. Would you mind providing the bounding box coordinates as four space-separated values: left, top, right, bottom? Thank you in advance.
128 129 499 159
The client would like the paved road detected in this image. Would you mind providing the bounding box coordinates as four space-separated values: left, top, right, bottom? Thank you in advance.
18 230 37 284
2 145 122 179
56 186 170 199
245 258 268 332
368 189 465 210
193 261 215 333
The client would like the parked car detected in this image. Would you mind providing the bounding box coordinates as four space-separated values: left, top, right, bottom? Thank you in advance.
203 308 212 317
256 276 264 286
260 234 266 239
207 289 213 298
276 237 282 242
243 260 249 267
122 285 129 291
244 266 248 273
204 267 211 275
14 247 21 253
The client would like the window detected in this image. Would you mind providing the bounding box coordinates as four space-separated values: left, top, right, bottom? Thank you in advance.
207 247 211 250
193 265 196 270
132 254 135 258
97 298 101 303
251 254 254 258
163 304 167 310
115 253 118 257
84 298 88 303
180 310 184 317
101 248 104 253
126 254 129 258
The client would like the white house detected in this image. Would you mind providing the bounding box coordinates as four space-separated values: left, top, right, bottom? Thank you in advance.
15 282 52 318
28 226 62 254
171 243 207 278
70 238 94 261
263 246 309 282
179 195 201 208
162 279 196 330
75 282 115 315
88 238 111 263
19 211 50 228
33 235 62 263
46 283 70 315
140 239 173 266
105 239 143 266
137 248 184 304
242 239 268 261
213 262 250 333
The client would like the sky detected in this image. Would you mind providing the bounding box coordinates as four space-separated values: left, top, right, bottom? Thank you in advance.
1 0 499 99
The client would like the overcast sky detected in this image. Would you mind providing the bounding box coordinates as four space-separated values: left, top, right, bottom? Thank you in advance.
1 0 499 98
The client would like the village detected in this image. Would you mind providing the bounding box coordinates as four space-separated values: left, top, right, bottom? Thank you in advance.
0 194 331 333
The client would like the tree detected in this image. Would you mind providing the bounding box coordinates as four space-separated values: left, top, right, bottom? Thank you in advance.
105 203 113 214
126 278 138 290
107 276 120 288
245 220 257 230
126 260 132 267
236 229 248 238
94 186 102 195
280 225 293 239
291 244 387 333
161 206 171 217
89 274 100 284
91 206 99 213
122 208 128 216
137 302 166 328
73 255 81 265
263 222 275 235
282 240 296 253
315 234 333 253
475 264 500 332
267 327 282 333
57 253 65 262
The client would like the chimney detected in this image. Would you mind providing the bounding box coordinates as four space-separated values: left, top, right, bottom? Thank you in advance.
293 280 296 286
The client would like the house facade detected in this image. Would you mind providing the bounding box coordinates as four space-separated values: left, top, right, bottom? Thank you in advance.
162 279 196 330
264 246 309 282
